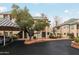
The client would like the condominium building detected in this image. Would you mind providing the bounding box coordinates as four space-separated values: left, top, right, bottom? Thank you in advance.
53 18 79 38
33 16 51 38
0 12 51 39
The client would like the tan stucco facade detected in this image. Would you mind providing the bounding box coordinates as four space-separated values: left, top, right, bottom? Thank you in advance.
0 31 19 37
55 24 79 38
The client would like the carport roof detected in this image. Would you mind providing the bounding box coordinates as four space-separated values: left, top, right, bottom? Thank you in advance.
0 18 20 31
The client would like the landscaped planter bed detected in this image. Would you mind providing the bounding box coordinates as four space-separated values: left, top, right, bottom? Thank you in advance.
24 38 69 45
71 41 79 49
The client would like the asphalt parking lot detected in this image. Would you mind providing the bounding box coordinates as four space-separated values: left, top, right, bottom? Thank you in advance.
0 40 79 55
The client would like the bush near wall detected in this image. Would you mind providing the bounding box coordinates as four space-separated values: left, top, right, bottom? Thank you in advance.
49 33 61 39
67 33 75 40
74 37 79 43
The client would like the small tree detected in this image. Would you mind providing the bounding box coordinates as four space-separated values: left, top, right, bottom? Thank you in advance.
34 19 49 38
11 5 34 40
11 4 19 19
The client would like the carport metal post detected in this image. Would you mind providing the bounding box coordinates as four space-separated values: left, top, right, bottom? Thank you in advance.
46 27 47 39
22 31 24 40
3 31 6 46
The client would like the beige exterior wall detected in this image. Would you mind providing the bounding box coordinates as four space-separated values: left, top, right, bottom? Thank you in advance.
61 25 69 38
0 31 19 37
70 24 77 37
45 26 51 38
55 25 69 38
34 26 51 39
55 24 79 38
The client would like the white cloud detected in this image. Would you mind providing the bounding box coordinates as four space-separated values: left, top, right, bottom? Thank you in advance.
64 10 69 13
34 13 41 16
0 6 7 12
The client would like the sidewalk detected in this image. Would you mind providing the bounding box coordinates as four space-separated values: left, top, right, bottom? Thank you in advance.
24 38 69 45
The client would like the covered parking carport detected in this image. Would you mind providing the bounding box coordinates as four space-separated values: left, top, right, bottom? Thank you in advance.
0 18 20 46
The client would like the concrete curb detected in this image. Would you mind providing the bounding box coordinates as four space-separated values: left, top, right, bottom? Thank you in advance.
24 38 69 45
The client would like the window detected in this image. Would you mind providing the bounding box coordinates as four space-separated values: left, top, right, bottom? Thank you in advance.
77 25 79 29
47 32 49 35
57 33 60 35
42 32 46 37
64 33 66 35
77 33 78 37
63 25 69 29
72 33 74 36
70 25 74 29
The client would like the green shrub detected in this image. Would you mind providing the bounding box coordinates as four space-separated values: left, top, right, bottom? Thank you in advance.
67 33 75 40
75 37 79 43
49 33 54 38
49 33 57 39
33 36 36 39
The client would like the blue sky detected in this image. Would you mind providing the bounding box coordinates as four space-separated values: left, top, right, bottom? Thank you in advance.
0 3 79 26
